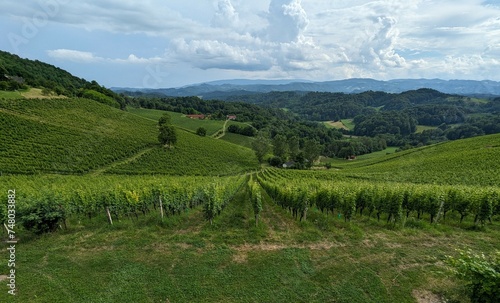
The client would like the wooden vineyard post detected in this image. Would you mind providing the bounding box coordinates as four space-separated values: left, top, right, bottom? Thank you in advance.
105 207 113 225
159 196 164 221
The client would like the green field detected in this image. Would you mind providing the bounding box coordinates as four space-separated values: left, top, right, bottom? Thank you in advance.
415 125 437 133
128 107 249 137
0 98 259 175
220 132 256 149
0 98 156 174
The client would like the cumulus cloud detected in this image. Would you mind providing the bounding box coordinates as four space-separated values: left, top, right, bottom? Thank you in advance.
360 16 406 69
212 0 239 28
169 38 273 71
264 0 309 42
6 0 500 83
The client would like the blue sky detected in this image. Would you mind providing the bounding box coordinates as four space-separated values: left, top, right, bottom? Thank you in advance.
1 0 500 88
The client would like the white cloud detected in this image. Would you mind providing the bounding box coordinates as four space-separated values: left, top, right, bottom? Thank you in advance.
47 49 100 63
47 49 163 64
169 39 273 71
263 0 309 42
5 0 500 84
212 0 239 28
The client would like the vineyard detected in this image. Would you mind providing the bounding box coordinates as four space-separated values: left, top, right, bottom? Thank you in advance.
257 168 500 226
1 93 499 302
0 97 258 175
333 133 500 186
107 129 259 175
0 98 155 174
0 174 245 234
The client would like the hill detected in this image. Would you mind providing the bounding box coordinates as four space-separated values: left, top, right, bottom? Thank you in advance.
113 78 500 96
0 50 124 107
333 133 500 186
0 97 258 175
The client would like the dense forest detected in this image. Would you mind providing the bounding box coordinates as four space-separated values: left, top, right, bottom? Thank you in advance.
0 50 124 108
122 87 500 161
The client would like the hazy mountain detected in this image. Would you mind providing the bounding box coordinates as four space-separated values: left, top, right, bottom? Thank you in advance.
112 78 500 97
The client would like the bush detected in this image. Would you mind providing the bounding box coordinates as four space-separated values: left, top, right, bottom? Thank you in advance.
446 249 500 303
20 198 66 234
196 127 207 137
269 156 283 167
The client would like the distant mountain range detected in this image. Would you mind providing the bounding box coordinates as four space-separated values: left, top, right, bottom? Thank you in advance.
112 78 500 97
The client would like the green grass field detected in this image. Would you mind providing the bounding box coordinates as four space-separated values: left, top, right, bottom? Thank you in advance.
341 119 355 130
128 107 249 137
220 132 256 149
415 125 437 133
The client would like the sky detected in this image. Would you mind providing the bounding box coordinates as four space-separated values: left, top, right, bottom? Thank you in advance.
1 0 500 88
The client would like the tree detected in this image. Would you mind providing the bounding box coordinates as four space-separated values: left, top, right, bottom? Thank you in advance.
158 125 177 147
288 136 300 159
158 113 172 127
252 133 271 163
303 139 322 167
273 134 288 159
196 127 207 137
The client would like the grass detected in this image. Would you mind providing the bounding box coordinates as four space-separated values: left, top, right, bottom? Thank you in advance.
415 125 437 133
0 90 22 99
341 119 355 130
343 133 500 186
220 132 256 149
0 181 497 302
20 88 67 99
128 107 249 136
323 119 354 131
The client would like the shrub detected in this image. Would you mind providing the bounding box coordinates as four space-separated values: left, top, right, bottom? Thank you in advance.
446 249 500 303
20 198 66 234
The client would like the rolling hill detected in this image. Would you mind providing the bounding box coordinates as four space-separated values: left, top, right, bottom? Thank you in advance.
0 51 498 303
0 96 258 175
113 78 500 97
334 133 500 186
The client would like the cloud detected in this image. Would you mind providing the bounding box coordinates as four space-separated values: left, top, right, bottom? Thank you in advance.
263 0 309 42
169 39 273 71
47 49 163 64
47 49 100 63
212 0 239 28
360 16 406 69
6 0 500 83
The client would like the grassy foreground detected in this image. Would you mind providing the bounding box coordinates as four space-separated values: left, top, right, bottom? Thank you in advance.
1 182 498 303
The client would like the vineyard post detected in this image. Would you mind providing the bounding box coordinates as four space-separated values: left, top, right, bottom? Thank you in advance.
159 196 164 221
434 197 445 224
105 207 113 225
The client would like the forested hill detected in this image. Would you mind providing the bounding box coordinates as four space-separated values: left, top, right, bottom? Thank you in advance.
219 89 499 121
0 50 124 108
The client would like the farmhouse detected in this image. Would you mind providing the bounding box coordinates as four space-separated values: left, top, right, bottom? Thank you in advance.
186 114 205 120
227 115 237 120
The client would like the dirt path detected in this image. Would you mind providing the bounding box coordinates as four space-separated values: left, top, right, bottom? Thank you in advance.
88 147 155 175
213 119 230 139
